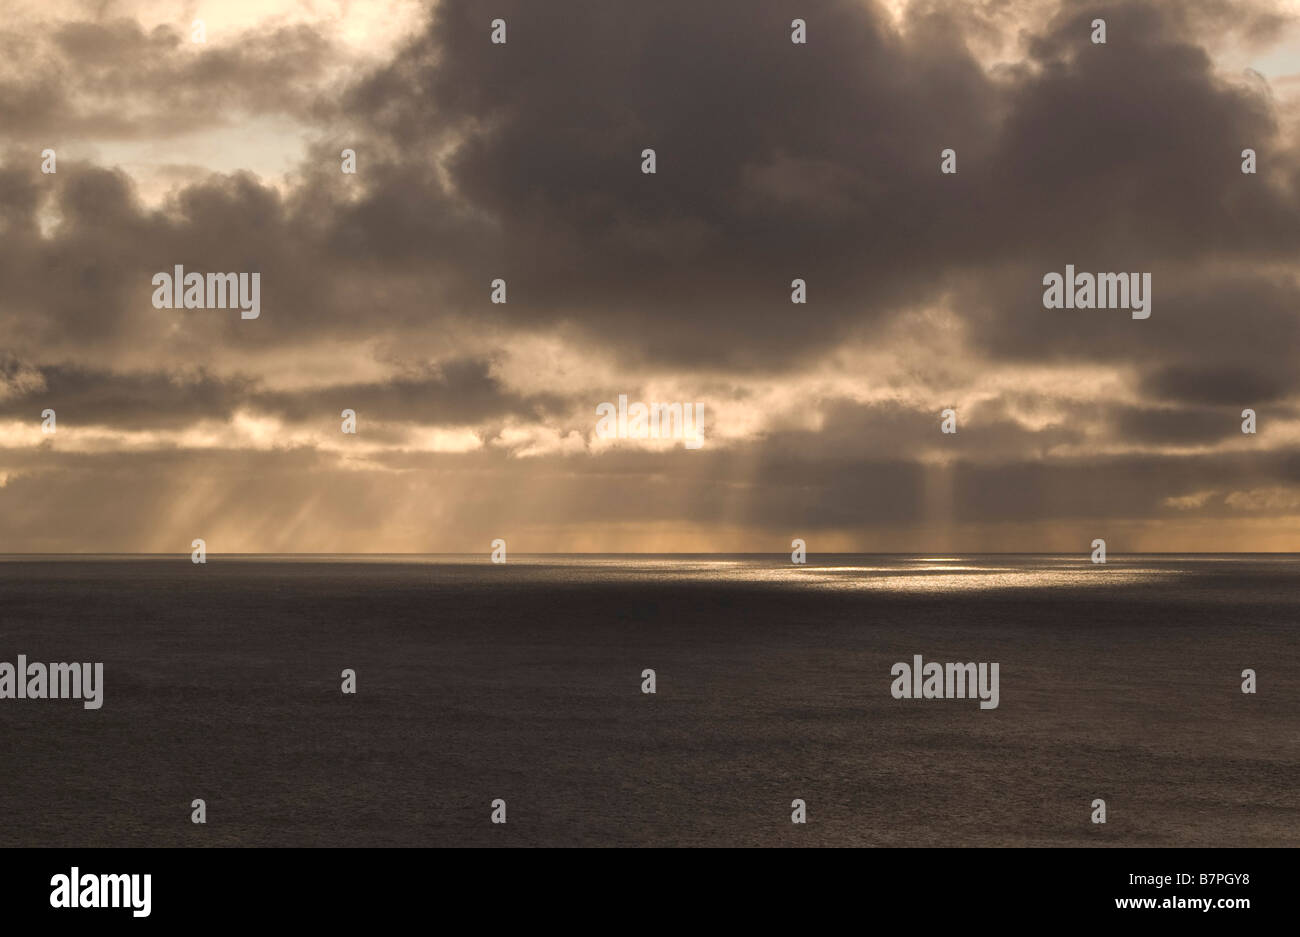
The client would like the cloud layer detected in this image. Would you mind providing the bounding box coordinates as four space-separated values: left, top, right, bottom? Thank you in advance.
3 0 1300 552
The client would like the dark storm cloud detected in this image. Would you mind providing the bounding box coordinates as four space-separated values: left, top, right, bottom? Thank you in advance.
331 0 1300 371
744 395 1089 464
1109 403 1241 446
0 151 510 364
962 262 1300 405
0 357 564 431
251 357 568 426
1141 364 1290 407
0 163 155 350
0 362 252 429
948 448 1300 523
341 0 1005 366
7 0 1298 371
0 19 347 139
0 163 354 354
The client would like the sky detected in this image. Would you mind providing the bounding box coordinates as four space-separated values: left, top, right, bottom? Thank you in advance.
2 0 1300 553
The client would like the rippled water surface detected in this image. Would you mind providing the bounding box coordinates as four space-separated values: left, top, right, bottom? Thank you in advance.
0 554 1295 846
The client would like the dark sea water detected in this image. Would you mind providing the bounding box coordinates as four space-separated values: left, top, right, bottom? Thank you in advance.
0 554 1295 847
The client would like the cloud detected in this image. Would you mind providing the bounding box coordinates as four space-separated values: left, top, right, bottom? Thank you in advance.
2 0 1300 550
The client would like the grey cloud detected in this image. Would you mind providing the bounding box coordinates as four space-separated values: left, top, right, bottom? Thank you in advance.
4 0 1300 550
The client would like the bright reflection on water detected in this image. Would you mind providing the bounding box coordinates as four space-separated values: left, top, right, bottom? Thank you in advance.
553 553 1210 592
13 553 1286 593
12 552 1198 592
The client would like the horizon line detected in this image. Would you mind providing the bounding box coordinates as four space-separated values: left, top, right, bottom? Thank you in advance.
3 551 1300 557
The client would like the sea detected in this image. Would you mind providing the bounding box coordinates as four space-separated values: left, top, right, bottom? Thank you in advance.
0 554 1295 847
